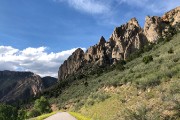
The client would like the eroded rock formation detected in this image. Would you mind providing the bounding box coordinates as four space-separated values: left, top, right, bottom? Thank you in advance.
58 7 180 81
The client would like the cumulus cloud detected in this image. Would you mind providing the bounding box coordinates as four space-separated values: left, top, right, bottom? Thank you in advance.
0 46 86 77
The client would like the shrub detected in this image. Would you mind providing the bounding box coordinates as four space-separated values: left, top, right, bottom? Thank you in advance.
88 92 110 104
28 109 41 118
18 109 27 120
34 96 52 114
136 76 161 90
168 48 174 54
143 43 154 52
0 104 18 120
87 99 95 106
124 106 149 120
142 55 153 64
75 102 84 110
116 60 126 71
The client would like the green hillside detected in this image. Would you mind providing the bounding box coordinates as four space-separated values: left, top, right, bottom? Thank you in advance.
42 33 180 120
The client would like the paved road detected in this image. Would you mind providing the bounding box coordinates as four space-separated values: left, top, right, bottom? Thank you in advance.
44 112 77 120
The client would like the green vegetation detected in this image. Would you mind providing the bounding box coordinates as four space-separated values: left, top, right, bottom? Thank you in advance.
33 111 58 120
27 96 52 118
69 112 91 120
142 55 153 64
0 104 18 120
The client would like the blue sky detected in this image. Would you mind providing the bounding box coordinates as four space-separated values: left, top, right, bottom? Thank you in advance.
0 0 179 77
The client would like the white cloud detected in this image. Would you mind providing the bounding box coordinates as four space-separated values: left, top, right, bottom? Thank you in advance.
55 0 111 15
0 46 86 77
54 0 179 26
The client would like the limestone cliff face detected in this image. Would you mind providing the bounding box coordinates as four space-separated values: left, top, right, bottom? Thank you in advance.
84 36 109 66
109 18 147 60
58 7 180 81
162 7 180 27
144 7 180 43
58 48 85 81
144 16 163 43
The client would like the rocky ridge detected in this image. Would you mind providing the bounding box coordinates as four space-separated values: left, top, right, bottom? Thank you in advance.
0 70 57 103
58 7 180 81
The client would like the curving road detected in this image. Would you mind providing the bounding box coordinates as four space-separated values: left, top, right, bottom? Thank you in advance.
44 112 77 120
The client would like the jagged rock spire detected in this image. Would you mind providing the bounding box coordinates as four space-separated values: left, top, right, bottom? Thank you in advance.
98 36 106 45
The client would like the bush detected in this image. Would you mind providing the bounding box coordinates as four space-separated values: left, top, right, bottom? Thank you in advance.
168 48 174 54
124 106 149 120
18 109 27 120
116 60 126 71
136 76 161 90
28 109 41 118
34 96 52 114
0 104 18 120
142 55 153 64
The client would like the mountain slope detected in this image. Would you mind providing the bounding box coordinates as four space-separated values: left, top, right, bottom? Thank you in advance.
44 32 180 120
0 71 57 103
58 6 180 81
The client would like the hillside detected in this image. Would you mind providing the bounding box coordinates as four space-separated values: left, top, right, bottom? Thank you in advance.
0 71 57 103
43 32 180 120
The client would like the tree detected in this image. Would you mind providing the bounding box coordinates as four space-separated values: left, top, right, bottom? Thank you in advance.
0 104 18 120
18 109 27 120
34 96 52 114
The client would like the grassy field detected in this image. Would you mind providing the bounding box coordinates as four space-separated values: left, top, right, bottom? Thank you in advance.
45 33 180 120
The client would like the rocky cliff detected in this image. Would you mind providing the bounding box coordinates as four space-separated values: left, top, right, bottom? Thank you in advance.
0 71 57 103
58 7 180 81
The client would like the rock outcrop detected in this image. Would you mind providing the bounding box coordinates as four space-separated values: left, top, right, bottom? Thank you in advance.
144 16 163 43
84 36 109 66
58 7 180 81
144 7 180 43
109 18 147 60
58 48 85 81
0 71 57 103
162 7 180 27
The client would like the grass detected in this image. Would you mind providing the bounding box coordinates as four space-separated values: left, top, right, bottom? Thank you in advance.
69 112 91 120
30 111 58 120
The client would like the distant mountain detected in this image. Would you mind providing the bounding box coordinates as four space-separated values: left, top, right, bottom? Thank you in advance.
42 76 57 88
58 6 180 81
0 70 57 103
